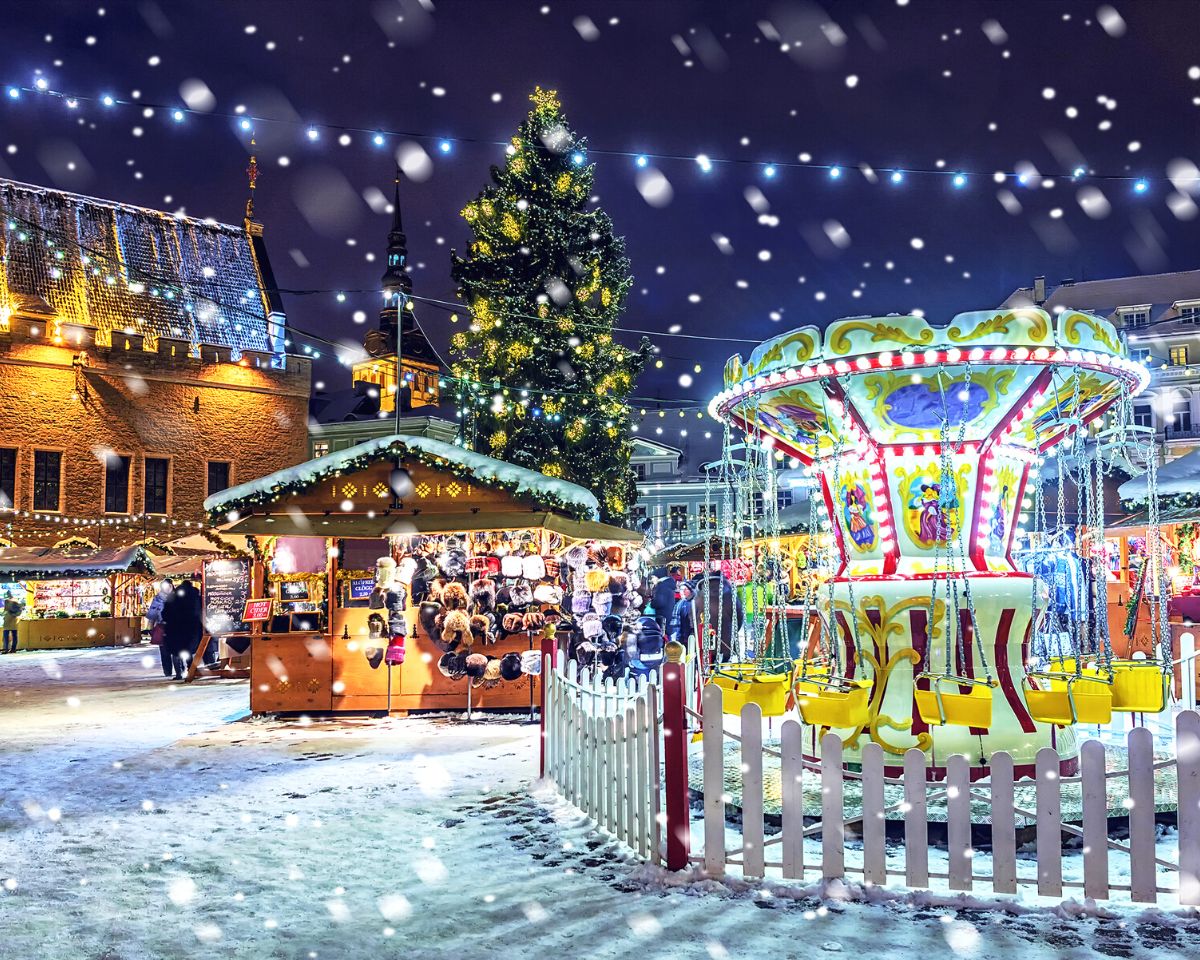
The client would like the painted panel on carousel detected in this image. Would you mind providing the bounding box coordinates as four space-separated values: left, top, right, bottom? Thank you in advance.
756 384 839 457
981 458 1024 571
942 308 1052 347
1058 310 1122 355
889 458 973 567
852 366 1033 443
832 462 885 567
722 326 820 389
824 315 933 358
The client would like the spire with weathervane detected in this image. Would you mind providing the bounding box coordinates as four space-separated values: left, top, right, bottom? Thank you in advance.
357 169 440 410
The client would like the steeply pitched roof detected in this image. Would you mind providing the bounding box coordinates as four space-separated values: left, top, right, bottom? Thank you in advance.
0 178 283 355
1002 269 1200 327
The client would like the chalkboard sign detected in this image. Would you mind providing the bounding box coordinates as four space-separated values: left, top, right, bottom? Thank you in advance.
279 580 311 601
349 577 375 600
203 559 252 636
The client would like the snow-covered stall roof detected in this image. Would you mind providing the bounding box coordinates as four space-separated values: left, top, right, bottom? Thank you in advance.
205 435 602 522
1117 447 1200 501
0 178 283 355
0 544 154 580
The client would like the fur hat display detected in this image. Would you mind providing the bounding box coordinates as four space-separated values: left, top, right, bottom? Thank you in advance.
464 652 489 679
441 582 469 611
418 601 443 643
522 609 545 632
564 545 588 570
500 554 524 579
591 591 612 616
437 652 458 679
584 568 610 593
508 580 534 608
500 652 524 681
602 614 623 639
520 649 543 675
580 611 604 640
483 657 503 682
521 555 546 581
532 584 563 606
469 614 492 646
441 609 472 646
470 578 496 614
571 592 592 615
502 612 526 634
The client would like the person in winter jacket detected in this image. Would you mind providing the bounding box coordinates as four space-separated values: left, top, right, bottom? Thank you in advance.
691 570 743 663
668 580 695 648
2 590 23 654
161 579 203 681
626 614 666 678
369 557 408 665
144 580 173 677
649 565 680 630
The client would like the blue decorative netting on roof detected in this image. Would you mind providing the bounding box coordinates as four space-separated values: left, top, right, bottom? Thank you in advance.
0 179 278 355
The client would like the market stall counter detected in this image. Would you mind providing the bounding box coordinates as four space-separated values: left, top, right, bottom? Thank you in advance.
0 545 153 650
205 435 641 715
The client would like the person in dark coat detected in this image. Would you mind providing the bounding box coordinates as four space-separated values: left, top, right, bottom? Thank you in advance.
649 565 680 630
669 580 696 648
161 579 203 681
691 570 743 663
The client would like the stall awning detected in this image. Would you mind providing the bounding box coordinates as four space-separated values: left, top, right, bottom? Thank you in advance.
0 544 155 580
1106 503 1200 534
221 511 643 543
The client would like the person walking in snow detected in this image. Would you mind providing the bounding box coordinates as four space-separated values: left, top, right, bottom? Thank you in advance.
144 579 173 677
161 579 202 681
2 590 23 654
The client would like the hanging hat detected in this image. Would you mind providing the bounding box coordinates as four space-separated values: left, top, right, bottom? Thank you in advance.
591 591 612 616
418 601 442 642
533 584 563 606
521 555 546 581
397 556 418 584
564 545 588 570
437 547 467 579
500 652 524 681
465 556 491 575
508 580 534 608
502 612 526 634
464 652 488 679
542 556 561 580
584 569 610 593
602 614 623 639
518 648 542 676
500 555 524 579
437 652 458 679
441 582 470 611
470 578 496 614
580 611 604 639
522 609 545 631
441 609 471 646
571 592 592 615
483 657 503 682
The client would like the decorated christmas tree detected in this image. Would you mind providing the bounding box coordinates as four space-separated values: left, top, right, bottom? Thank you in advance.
449 87 648 522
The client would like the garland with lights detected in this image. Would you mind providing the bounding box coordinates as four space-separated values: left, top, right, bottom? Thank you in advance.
205 434 599 525
449 88 649 522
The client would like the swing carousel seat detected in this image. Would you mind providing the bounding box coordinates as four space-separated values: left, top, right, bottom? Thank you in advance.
914 673 997 728
1109 659 1169 713
1022 663 1113 726
794 672 872 728
709 662 796 717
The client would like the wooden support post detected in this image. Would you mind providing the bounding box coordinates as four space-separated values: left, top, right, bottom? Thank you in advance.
662 639 691 871
538 623 557 778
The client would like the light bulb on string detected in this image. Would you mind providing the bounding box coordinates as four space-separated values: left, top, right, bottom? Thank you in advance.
439 140 452 153
306 126 319 141
829 166 842 179
1071 165 1086 180
1133 179 1149 194
34 77 48 91
171 109 185 123
6 87 19 100
373 133 385 146
101 94 115 107
635 155 648 168
763 164 777 179
889 170 904 184
952 173 967 188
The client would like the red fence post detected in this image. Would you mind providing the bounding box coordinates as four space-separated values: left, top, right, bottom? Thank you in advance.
662 639 691 870
539 623 556 778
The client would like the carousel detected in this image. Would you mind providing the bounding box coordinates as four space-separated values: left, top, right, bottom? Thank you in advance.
705 307 1171 779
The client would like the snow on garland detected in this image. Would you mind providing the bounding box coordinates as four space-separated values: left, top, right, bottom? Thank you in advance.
204 435 601 523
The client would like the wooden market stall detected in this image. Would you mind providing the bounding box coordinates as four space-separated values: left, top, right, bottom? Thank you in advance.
204 435 641 715
0 544 152 649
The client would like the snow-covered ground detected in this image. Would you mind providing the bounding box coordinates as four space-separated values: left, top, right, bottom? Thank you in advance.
3 646 1200 959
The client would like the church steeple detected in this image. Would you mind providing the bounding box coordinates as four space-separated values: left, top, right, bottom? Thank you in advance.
357 168 440 412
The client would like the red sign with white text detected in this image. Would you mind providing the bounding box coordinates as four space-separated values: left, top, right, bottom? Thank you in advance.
242 598 273 622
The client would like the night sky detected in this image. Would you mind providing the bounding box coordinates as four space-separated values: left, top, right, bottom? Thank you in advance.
1 0 1198 456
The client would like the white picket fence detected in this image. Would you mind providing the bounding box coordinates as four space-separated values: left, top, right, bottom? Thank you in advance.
542 660 663 864
698 684 1200 905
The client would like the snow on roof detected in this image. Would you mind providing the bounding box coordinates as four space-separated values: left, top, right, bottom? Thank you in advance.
0 178 280 355
0 544 154 580
1118 447 1200 500
205 434 601 521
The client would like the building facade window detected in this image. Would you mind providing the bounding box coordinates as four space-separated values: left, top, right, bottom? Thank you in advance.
634 463 647 480
1170 346 1190 366
312 441 330 458
777 488 794 510
1133 403 1153 429
1121 309 1150 329
0 447 15 510
698 502 717 529
33 451 62 511
104 454 131 513
668 504 688 532
144 458 170 514
1170 398 1193 433
207 461 231 496
1181 305 1200 323
1130 348 1152 365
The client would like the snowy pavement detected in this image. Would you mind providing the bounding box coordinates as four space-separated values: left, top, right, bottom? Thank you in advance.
3 647 1200 959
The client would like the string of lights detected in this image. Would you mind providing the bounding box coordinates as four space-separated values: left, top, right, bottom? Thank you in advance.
2 77 1190 193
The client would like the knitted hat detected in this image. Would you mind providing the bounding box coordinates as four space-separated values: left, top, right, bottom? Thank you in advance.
580 611 604 639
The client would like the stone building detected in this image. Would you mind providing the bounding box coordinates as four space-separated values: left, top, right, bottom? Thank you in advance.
0 178 310 545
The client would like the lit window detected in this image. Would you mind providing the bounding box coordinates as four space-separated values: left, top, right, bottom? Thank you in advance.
313 441 330 458
668 504 688 532
1170 346 1190 367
